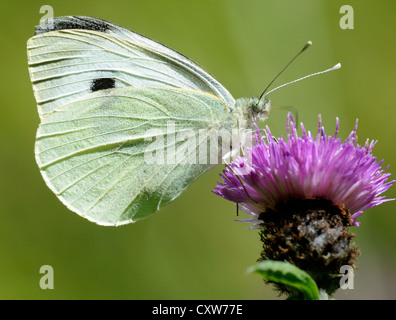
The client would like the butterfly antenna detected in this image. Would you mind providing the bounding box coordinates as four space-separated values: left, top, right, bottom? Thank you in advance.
259 41 312 101
264 63 341 96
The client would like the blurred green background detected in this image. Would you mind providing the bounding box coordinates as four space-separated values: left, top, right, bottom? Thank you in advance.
1 0 395 299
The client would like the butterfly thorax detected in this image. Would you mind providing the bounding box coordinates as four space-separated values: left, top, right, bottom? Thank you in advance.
233 96 271 129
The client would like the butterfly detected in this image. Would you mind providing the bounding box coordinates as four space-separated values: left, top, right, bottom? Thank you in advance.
27 16 339 226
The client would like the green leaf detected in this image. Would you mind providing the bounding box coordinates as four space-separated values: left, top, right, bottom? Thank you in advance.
247 260 320 300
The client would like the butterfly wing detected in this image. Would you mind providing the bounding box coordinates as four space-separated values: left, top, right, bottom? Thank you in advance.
35 87 232 225
27 16 235 119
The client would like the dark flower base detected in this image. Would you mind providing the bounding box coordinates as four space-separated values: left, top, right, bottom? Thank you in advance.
258 198 360 295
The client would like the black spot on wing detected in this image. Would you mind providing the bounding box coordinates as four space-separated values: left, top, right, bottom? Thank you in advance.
35 16 111 35
90 78 116 92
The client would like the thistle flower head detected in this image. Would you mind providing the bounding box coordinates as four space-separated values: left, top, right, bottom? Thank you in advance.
214 114 394 228
214 114 394 295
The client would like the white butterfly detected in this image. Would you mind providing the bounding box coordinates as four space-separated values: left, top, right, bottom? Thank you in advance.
27 16 339 226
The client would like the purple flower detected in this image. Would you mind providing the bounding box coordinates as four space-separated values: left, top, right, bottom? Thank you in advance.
214 115 394 228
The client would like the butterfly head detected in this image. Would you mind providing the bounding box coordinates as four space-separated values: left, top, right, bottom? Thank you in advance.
233 95 271 128
250 95 271 123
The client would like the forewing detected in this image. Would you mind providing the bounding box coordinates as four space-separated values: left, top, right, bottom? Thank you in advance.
28 16 235 119
35 87 229 225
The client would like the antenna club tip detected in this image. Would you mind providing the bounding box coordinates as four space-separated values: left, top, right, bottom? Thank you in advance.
302 41 312 51
334 62 342 69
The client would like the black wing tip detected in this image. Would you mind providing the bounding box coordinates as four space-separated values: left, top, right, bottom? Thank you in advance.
34 16 112 35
